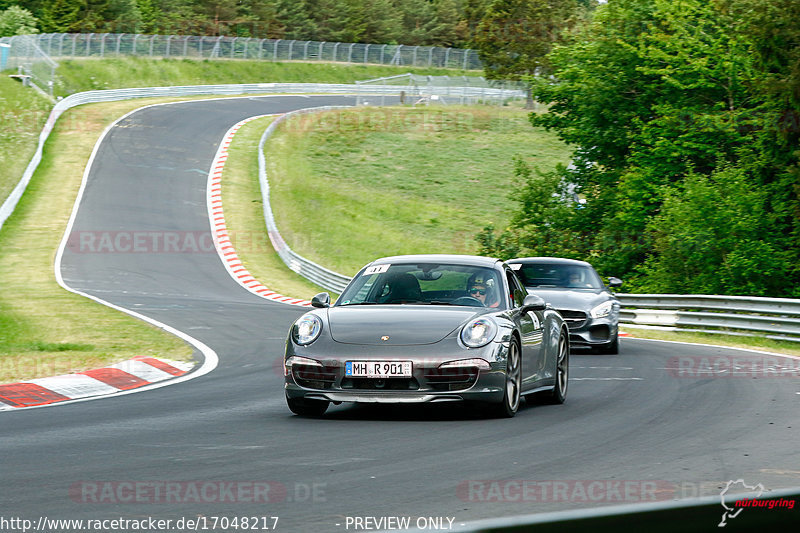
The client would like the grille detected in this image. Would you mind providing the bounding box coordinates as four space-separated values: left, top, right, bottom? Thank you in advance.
340 378 419 390
293 364 337 390
558 309 588 330
423 367 479 391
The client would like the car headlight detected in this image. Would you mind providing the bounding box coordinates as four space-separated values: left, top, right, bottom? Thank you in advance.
292 314 323 345
460 318 498 348
590 301 614 319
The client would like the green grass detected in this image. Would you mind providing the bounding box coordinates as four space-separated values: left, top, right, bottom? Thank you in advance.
265 106 572 275
0 76 52 206
53 57 480 97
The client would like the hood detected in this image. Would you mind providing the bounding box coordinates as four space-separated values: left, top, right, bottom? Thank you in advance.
326 305 483 346
526 287 614 311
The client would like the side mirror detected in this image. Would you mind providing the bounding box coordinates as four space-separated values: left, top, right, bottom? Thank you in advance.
522 294 546 312
607 277 623 289
311 292 331 308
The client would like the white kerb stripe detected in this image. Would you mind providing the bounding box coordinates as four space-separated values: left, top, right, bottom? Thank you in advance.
112 360 173 382
28 375 119 399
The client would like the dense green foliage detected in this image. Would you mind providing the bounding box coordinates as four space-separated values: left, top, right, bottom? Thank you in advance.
477 0 800 297
0 4 37 35
0 0 488 46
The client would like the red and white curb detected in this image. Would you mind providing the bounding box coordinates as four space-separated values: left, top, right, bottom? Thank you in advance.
207 115 312 307
0 356 195 410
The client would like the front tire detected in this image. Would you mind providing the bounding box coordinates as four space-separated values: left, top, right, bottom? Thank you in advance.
543 330 569 404
286 395 329 417
491 338 522 418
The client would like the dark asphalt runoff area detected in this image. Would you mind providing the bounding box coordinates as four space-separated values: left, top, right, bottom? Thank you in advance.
1 95 799 532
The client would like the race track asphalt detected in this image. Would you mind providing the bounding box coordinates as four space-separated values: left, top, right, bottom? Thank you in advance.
2 95 798 532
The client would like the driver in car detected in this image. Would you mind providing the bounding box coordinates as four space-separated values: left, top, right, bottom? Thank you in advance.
467 273 500 308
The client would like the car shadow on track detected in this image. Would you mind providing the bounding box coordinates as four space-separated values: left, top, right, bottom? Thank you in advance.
298 398 557 422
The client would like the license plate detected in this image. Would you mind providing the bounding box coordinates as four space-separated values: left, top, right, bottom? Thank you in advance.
345 361 412 378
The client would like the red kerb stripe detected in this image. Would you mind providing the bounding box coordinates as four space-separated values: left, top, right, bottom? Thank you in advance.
0 383 71 407
81 368 149 390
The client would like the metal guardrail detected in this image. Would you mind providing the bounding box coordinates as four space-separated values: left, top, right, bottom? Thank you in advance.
258 106 354 294
617 294 800 342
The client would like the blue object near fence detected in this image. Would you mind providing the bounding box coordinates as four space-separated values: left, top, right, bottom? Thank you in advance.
0 43 10 71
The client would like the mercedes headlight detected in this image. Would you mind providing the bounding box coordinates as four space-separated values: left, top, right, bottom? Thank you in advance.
590 301 614 319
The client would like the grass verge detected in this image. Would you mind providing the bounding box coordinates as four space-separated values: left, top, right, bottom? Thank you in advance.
264 105 572 275
0 76 52 205
53 57 479 97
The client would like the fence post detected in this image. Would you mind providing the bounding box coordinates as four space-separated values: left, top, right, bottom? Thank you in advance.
332 42 340 62
165 35 172 57
150 34 155 57
274 39 280 60
319 41 325 61
86 33 93 56
364 43 370 64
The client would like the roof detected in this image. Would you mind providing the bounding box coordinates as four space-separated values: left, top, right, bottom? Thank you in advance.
367 254 502 268
507 257 594 268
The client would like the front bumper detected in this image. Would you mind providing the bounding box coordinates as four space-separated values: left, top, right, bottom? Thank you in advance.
284 342 509 404
557 309 618 349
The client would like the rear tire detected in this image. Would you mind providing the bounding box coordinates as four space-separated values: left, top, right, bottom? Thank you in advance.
543 330 569 404
286 395 329 417
490 338 521 418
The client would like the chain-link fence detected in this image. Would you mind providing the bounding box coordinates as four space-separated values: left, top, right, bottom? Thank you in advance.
11 33 482 70
0 34 58 96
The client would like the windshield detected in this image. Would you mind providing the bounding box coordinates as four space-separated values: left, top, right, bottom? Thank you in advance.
337 262 506 308
514 263 604 289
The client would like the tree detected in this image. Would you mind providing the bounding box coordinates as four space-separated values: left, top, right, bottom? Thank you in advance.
471 0 588 106
481 0 800 295
0 5 40 36
40 0 85 32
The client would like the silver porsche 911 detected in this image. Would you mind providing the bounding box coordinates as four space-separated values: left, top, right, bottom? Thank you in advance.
284 254 569 418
